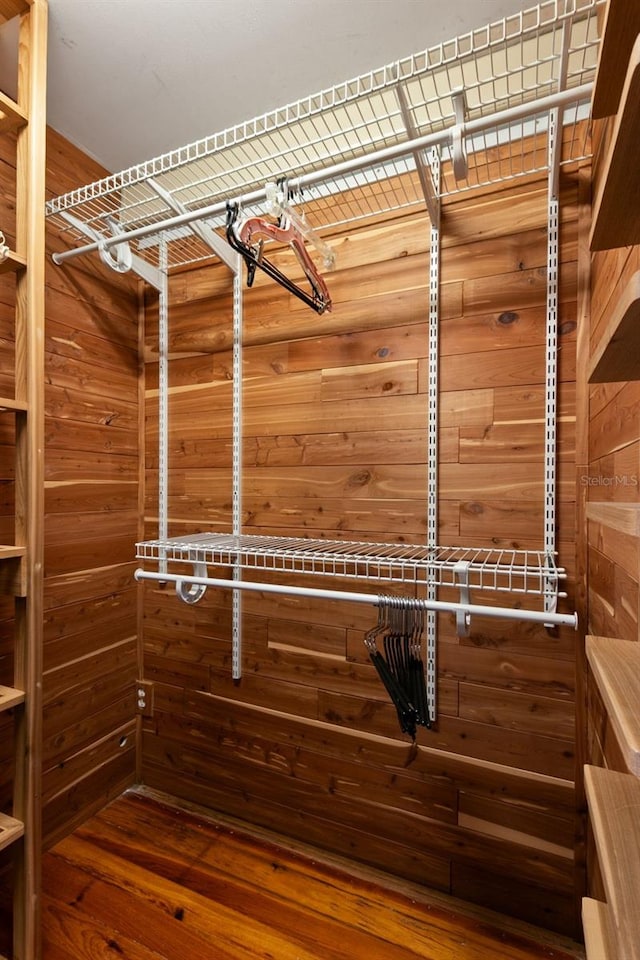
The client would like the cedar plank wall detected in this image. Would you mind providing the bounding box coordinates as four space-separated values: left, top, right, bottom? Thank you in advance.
586 124 640 765
0 127 140 849
41 130 140 846
0 120 18 824
141 164 582 936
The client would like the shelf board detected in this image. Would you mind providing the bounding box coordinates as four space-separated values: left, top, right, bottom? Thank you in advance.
0 396 28 413
591 34 640 251
0 545 26 561
587 635 640 777
0 89 27 134
588 270 640 382
592 0 640 118
0 812 24 852
0 0 29 24
584 764 640 960
0 685 25 712
582 898 616 960
586 502 640 537
0 249 27 274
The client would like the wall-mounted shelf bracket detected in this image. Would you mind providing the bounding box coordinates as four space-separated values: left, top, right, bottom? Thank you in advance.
147 178 241 273
54 210 162 291
393 76 440 228
451 88 469 183
453 560 471 638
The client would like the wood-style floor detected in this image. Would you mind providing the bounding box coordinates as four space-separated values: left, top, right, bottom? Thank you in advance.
41 789 583 960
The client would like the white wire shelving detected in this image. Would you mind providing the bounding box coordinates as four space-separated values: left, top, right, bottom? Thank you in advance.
134 534 577 630
47 2 590 679
45 0 601 272
136 534 561 594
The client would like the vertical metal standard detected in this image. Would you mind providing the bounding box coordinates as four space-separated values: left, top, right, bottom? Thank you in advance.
544 108 560 614
426 147 441 722
232 270 243 679
158 237 169 575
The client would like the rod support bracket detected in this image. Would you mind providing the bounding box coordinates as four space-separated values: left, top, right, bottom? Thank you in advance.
451 88 468 183
453 559 471 637
176 561 209 604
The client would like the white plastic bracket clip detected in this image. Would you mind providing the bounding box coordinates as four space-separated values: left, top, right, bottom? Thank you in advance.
451 89 468 183
453 559 471 638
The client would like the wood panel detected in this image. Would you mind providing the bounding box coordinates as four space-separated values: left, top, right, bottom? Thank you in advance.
39 130 139 845
584 90 640 959
141 175 580 934
38 790 584 960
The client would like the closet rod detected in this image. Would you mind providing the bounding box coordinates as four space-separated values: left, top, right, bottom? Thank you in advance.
134 568 578 629
51 82 591 267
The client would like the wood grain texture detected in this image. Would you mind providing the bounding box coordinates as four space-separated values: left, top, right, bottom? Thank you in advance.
141 174 580 934
586 635 640 777
591 36 640 251
39 790 584 960
584 765 640 960
592 0 640 119
40 129 139 846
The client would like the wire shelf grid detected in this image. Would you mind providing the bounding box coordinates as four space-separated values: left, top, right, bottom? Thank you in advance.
136 533 566 603
46 0 602 270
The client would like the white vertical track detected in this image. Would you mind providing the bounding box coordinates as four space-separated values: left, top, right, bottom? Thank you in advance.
232 270 243 679
427 147 441 723
158 237 169 575
545 108 559 612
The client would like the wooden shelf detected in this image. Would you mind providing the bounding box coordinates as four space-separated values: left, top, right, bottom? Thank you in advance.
592 0 640 119
582 897 616 960
0 396 27 412
586 502 640 537
588 270 640 382
0 249 27 274
0 0 29 24
591 34 640 251
0 90 28 134
0 812 24 852
0 685 25 712
0 545 26 561
584 765 640 960
587 635 640 777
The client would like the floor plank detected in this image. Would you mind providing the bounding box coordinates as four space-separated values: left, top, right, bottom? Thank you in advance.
41 789 584 960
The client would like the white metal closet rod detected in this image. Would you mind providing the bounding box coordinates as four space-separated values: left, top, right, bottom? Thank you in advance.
134 568 578 629
51 83 592 266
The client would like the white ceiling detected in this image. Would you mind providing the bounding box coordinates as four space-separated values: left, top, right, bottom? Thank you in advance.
4 0 536 175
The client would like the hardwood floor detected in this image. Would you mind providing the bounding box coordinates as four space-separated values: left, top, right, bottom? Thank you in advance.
40 789 584 960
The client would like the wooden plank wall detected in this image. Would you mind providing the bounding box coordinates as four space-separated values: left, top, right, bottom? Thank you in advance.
583 113 640 920
0 123 19 834
587 119 640 646
42 131 139 847
141 168 582 936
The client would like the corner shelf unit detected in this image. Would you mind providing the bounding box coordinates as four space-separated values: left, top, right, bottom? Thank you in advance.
0 1 47 959
591 0 640 118
584 639 640 960
590 27 640 250
584 764 640 960
588 270 640 381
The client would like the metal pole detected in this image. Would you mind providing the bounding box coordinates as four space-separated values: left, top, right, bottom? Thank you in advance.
158 236 169 575
426 146 440 723
50 84 592 267
232 269 243 679
133 568 578 629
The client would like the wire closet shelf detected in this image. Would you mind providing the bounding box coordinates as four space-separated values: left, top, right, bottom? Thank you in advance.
136 534 560 596
46 0 601 271
47 0 595 634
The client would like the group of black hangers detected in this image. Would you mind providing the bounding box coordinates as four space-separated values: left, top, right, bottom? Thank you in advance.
365 598 431 740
